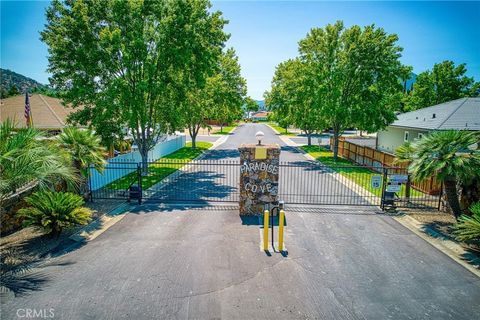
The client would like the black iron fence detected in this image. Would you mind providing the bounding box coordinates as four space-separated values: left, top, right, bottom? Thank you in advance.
278 161 441 209
89 159 241 203
88 159 441 210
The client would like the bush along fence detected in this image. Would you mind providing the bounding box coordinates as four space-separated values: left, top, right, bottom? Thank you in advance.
88 135 186 192
330 137 442 195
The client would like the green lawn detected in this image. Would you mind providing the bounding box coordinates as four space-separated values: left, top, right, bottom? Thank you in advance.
268 123 296 136
105 141 212 190
212 125 236 135
302 145 424 197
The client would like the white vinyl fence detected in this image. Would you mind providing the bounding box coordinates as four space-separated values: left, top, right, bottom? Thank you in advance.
89 135 186 191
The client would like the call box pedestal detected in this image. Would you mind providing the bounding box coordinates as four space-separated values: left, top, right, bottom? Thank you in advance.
238 144 280 215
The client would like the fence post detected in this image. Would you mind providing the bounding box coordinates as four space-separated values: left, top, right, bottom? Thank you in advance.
137 163 142 205
405 173 411 203
437 182 443 211
88 165 93 203
381 167 388 210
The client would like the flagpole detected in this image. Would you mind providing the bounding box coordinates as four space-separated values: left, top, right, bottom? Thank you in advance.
29 92 34 128
25 90 33 128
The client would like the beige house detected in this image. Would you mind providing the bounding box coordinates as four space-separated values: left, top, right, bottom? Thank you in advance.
377 97 480 153
251 111 272 121
0 94 77 132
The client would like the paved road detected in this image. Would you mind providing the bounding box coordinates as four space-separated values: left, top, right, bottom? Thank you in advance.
2 124 480 319
149 124 376 205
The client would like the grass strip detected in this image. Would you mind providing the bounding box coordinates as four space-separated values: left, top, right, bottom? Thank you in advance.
302 145 424 197
268 123 296 136
105 141 212 190
212 125 236 135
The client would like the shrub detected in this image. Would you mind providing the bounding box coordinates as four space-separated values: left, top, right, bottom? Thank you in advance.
18 191 92 237
454 202 480 243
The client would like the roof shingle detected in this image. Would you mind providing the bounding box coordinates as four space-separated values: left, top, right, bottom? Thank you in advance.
0 94 76 129
391 98 480 130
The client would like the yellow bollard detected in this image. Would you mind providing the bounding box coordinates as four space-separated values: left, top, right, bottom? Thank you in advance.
263 210 269 251
278 209 285 252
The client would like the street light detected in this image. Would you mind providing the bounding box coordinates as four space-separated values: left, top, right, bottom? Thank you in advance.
256 131 264 145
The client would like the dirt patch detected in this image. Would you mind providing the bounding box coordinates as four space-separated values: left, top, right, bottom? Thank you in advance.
404 208 480 256
0 199 125 272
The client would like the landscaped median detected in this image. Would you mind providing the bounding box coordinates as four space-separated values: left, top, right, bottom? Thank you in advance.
105 141 213 190
267 122 296 136
212 124 237 135
301 145 424 198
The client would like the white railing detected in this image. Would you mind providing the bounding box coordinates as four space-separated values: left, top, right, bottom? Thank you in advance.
89 135 186 191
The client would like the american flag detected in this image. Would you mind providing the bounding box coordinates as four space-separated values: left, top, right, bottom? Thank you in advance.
25 91 33 127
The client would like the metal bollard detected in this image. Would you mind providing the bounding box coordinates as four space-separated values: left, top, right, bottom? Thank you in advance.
278 209 285 252
263 210 269 251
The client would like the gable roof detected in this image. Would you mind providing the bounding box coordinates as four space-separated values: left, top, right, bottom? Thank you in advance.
0 94 77 129
391 98 480 131
251 111 272 118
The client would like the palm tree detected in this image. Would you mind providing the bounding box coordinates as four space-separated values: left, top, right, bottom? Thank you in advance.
58 127 106 196
18 191 92 237
454 202 480 243
0 119 77 207
395 130 480 219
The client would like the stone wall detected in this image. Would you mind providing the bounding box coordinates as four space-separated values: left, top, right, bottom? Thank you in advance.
239 144 280 215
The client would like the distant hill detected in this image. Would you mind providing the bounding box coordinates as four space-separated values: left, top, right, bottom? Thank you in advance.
1 68 47 92
1 69 49 98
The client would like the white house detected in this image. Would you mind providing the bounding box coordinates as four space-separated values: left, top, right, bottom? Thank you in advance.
376 97 480 153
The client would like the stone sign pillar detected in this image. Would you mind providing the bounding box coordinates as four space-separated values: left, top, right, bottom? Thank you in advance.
239 143 281 215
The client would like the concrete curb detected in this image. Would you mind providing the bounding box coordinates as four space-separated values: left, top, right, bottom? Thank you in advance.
69 202 131 242
393 214 480 277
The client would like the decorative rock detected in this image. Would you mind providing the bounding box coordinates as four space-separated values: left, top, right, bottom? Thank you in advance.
239 144 281 215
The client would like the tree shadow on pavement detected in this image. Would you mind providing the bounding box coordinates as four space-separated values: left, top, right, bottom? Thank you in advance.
202 149 240 160
132 170 239 213
280 146 303 154
1 247 76 298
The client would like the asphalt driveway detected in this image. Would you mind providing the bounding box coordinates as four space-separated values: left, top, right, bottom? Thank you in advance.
2 124 479 319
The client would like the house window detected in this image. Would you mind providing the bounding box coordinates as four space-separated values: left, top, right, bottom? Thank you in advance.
418 133 424 139
404 131 409 142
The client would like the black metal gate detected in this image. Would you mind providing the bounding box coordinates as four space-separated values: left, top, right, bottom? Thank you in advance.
89 159 241 203
89 159 441 209
278 161 441 209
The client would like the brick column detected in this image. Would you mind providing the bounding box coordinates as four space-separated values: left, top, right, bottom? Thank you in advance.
238 144 281 215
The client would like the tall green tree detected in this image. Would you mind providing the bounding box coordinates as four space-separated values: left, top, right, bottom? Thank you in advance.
210 49 247 133
266 59 321 145
395 130 480 219
244 97 259 114
184 48 245 147
41 0 227 172
404 60 479 111
298 21 403 159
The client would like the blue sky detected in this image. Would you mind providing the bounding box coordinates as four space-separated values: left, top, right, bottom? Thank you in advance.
1 1 479 99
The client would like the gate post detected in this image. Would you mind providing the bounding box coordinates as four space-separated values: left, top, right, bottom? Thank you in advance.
381 167 388 210
137 163 143 205
238 142 280 215
88 164 93 203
